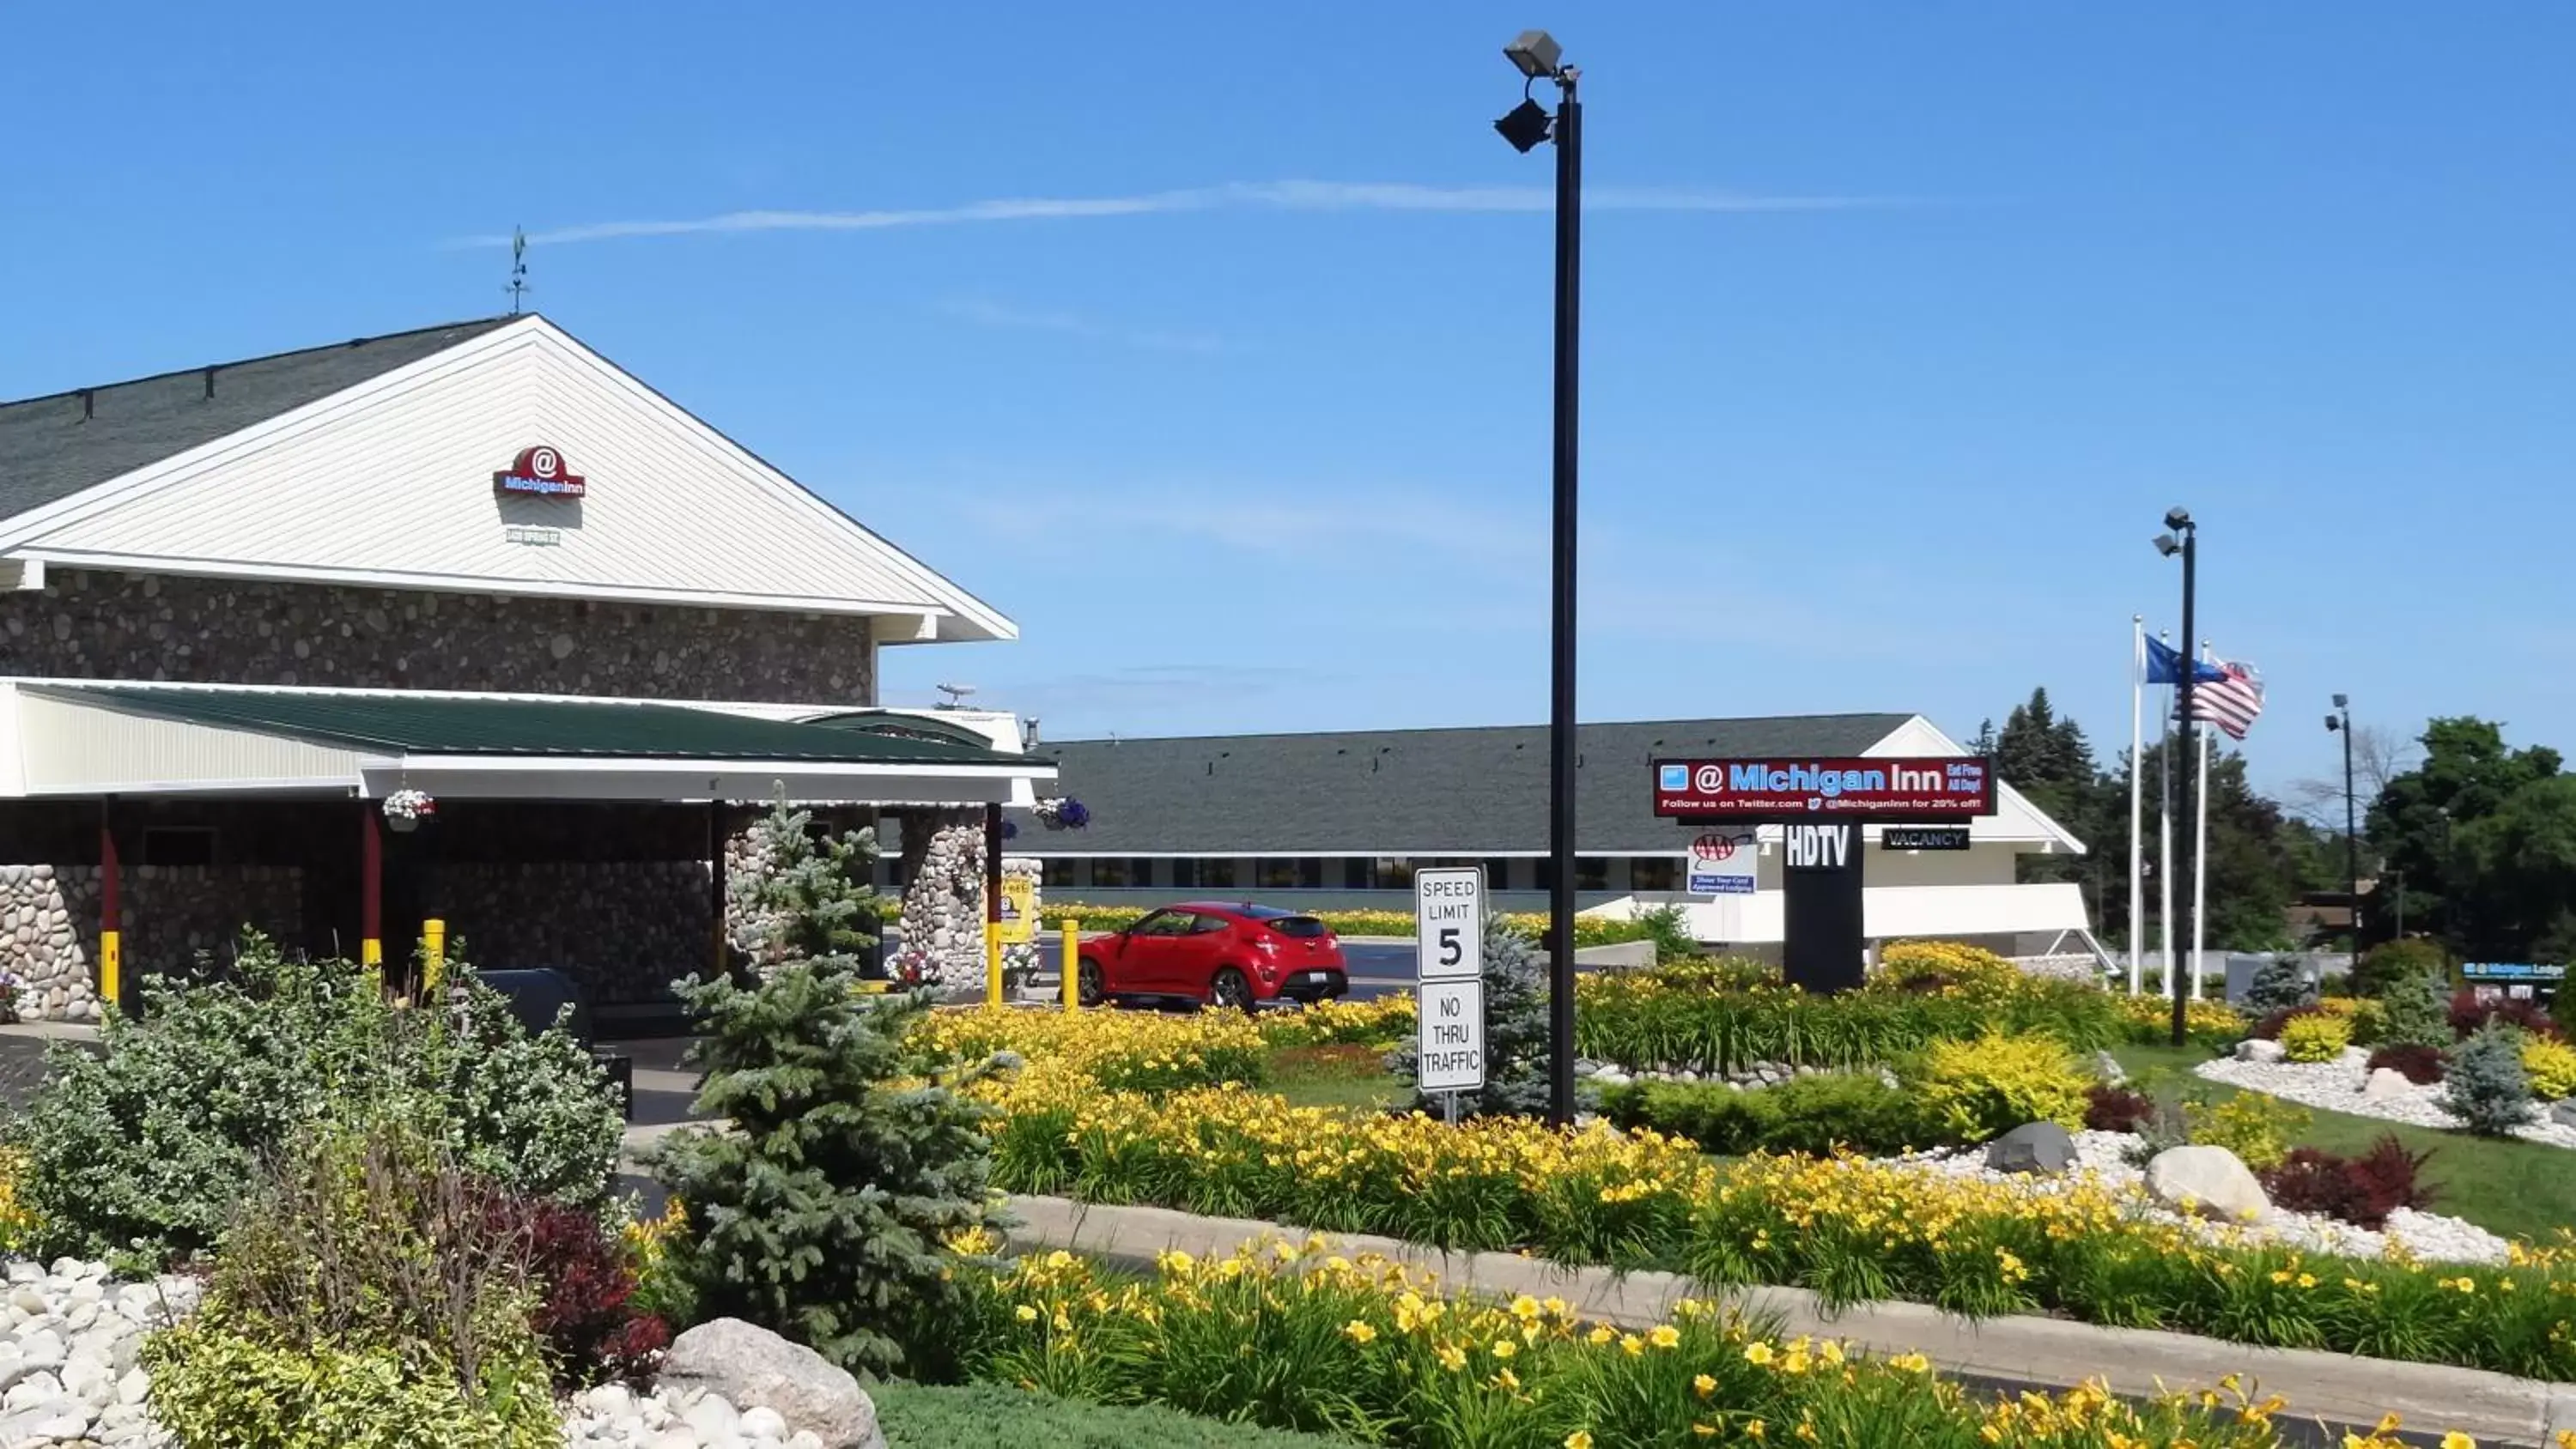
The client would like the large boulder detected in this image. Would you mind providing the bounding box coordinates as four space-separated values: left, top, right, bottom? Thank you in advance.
658 1319 885 1449
2362 1068 2416 1101
2143 1146 2269 1222
2233 1039 2286 1064
2551 1100 2576 1130
1983 1121 2077 1175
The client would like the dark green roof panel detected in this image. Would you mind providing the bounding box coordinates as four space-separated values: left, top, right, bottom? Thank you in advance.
47 687 1030 766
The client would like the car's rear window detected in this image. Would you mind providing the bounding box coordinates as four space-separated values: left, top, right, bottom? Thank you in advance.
1267 915 1329 938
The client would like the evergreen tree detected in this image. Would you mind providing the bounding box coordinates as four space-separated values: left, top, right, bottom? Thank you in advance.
655 798 1005 1375
1391 912 1550 1119
2243 956 2314 1013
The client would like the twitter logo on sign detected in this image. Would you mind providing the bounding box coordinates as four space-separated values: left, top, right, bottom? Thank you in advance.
1658 764 1689 792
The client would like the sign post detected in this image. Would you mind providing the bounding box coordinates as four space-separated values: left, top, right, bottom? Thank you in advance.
1414 866 1487 1117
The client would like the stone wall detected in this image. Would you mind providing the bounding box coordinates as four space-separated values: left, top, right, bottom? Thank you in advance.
0 567 874 704
0 863 304 1022
444 861 714 1007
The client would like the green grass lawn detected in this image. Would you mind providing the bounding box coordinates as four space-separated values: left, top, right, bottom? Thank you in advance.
2110 1042 2576 1246
876 1382 1350 1448
1262 1042 1410 1112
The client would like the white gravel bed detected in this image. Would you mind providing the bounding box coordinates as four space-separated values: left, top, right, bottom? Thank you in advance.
2196 1052 2576 1149
1886 1130 2514 1266
562 1382 828 1448
0 1258 841 1449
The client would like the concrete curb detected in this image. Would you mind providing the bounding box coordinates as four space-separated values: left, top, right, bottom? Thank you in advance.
1005 1195 2576 1447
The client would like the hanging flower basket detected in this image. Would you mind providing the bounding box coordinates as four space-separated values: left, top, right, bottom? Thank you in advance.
382 789 437 834
1032 797 1090 832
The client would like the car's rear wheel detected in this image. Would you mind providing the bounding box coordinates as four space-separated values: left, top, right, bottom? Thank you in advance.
1209 967 1253 1012
1078 959 1108 1008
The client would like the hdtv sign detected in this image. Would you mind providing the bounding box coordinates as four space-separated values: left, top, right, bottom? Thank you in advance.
1653 756 1996 822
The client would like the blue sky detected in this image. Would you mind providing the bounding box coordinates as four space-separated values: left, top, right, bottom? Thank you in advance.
4 3 2572 797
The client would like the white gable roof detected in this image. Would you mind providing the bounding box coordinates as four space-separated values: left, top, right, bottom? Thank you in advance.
1865 714 2087 853
0 316 1012 642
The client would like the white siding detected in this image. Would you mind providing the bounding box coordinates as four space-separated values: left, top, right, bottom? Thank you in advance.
10 319 1012 638
15 691 363 793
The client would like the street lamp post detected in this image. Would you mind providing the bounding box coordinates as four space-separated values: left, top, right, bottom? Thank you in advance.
1497 29 1583 1126
2326 696 2359 948
2154 511 2198 1047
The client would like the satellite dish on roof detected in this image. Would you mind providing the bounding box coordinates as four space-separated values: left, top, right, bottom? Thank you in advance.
934 683 976 709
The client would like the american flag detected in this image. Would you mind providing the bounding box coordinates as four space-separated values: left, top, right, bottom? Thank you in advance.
2190 657 2264 740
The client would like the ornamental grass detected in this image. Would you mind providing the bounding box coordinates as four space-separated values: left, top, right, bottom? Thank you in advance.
981 1079 2576 1381
955 1235 2434 1449
1571 971 2128 1077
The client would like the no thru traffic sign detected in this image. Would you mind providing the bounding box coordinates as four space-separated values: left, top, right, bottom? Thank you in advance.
1413 866 1485 1095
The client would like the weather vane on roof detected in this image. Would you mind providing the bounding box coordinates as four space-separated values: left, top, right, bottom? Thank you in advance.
506 227 530 315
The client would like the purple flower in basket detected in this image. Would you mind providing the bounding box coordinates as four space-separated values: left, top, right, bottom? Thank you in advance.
1031 797 1091 831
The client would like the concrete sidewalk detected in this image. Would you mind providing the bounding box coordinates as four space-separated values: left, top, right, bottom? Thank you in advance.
1005 1195 2576 1448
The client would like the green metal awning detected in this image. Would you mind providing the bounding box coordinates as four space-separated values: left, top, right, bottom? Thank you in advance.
41 686 1024 765
6 684 1054 804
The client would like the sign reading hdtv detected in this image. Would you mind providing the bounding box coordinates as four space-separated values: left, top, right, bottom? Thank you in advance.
1653 757 1996 822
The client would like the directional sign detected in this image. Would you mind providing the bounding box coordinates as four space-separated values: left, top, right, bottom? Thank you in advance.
1686 830 1758 895
1414 867 1484 982
1417 979 1486 1093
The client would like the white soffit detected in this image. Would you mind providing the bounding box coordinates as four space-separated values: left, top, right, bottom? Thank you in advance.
0 318 1014 640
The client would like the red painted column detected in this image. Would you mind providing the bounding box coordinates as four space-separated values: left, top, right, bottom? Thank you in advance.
361 802 383 973
98 798 122 1016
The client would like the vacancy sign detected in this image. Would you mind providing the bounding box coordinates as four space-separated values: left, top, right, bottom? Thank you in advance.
1686 830 1759 895
1414 866 1485 1094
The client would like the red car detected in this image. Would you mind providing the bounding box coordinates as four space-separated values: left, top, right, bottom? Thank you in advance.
1078 902 1349 1010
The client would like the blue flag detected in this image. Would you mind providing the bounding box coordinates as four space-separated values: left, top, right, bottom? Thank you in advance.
2144 634 2225 685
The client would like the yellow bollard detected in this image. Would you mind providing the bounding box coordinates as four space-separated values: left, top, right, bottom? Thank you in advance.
985 920 1004 1007
1062 919 1080 1010
422 918 447 997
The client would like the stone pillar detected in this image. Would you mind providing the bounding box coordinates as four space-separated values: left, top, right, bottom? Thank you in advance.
0 865 95 1023
894 808 987 994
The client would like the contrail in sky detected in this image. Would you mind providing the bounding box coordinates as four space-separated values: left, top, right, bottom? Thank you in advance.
456 180 1906 247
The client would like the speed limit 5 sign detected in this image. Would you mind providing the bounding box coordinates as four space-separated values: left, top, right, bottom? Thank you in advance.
1414 866 1484 982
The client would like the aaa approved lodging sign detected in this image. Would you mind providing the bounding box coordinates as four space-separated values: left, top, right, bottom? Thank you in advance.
1413 866 1486 1094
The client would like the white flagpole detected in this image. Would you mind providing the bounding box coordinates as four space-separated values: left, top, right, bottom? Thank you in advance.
2158 630 2176 995
2128 616 2145 996
2191 640 2214 1001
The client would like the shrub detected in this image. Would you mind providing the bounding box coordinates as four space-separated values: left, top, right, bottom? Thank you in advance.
2524 1038 2576 1100
2342 997 2389 1046
0 1149 31 1258
2376 970 2456 1051
1907 1033 2089 1141
145 1322 556 1449
1599 1073 1940 1156
1577 971 2125 1078
2279 1014 2353 1064
1632 903 1698 964
2242 957 2314 1014
2437 1027 2536 1137
1874 940 2025 996
11 937 621 1268
2115 993 2250 1050
2365 1043 2447 1085
2259 1135 2438 1230
2450 989 2563 1043
875 1382 1352 1448
656 798 1007 1375
145 1116 560 1448
493 1193 669 1387
2186 1092 2309 1171
2082 1083 2155 1134
2355 939 2448 999
2247 1005 2322 1041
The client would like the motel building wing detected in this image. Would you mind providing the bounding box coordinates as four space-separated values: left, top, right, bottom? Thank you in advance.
0 314 1053 1022
1013 714 2099 966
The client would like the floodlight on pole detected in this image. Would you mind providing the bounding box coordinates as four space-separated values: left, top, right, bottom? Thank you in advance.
2154 510 2201 1046
2153 533 2180 557
1495 28 1583 1127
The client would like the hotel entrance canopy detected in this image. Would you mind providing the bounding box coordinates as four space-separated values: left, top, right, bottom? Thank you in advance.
0 682 1054 804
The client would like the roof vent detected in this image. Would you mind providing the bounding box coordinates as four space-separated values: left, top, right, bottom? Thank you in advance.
78 389 92 422
202 365 217 400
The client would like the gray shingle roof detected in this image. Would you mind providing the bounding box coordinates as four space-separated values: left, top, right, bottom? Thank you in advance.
0 318 513 524
1022 714 1915 856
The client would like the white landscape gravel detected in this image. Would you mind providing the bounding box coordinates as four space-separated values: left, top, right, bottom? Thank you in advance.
0 1258 842 1449
1886 1129 2515 1266
2196 1051 2576 1149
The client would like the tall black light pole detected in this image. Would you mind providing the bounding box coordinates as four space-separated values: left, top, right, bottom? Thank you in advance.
2154 510 2198 1047
2326 695 2359 948
1497 30 1583 1126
